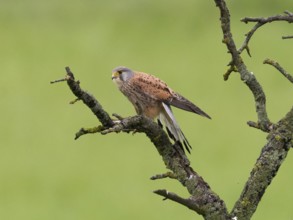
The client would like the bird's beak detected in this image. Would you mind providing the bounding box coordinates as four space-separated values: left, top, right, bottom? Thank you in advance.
111 72 119 80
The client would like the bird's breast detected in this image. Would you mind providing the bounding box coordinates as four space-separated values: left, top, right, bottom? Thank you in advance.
112 78 123 88
143 105 162 119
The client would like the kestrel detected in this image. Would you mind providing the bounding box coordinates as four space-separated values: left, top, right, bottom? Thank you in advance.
111 66 211 153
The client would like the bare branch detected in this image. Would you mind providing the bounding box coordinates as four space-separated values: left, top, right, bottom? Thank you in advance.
231 108 293 219
150 172 177 180
284 10 293 16
239 11 293 55
223 65 237 81
238 22 265 56
214 0 271 131
75 126 103 140
50 78 67 84
214 1 293 219
282 35 293 39
53 67 230 219
247 121 273 132
263 58 293 83
64 67 115 128
241 13 293 23
153 189 204 215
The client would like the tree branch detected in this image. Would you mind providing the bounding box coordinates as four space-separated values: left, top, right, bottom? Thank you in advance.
150 172 177 180
263 58 293 83
282 35 293 39
239 11 293 55
214 1 292 219
64 67 115 128
231 108 293 219
214 0 271 131
52 2 293 219
52 67 229 220
153 189 203 215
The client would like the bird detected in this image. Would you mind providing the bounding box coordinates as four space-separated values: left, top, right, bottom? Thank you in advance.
111 66 211 153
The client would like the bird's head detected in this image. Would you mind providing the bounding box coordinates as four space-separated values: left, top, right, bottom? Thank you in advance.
112 66 134 86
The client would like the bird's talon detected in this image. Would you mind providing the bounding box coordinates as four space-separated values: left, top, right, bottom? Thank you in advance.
112 120 121 125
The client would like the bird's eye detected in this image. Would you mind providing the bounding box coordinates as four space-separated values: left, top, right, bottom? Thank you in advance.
117 71 122 74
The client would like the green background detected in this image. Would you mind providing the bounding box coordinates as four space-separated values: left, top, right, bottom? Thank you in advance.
1 0 292 219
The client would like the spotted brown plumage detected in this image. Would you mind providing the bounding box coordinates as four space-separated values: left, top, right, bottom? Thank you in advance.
111 66 211 153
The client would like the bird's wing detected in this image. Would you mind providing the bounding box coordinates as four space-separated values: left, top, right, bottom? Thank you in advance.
130 72 211 119
168 92 211 119
129 72 171 101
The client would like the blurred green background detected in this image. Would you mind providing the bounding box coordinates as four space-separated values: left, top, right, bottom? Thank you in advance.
1 0 292 219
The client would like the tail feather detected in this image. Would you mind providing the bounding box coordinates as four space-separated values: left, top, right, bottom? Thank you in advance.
157 119 163 128
159 102 192 153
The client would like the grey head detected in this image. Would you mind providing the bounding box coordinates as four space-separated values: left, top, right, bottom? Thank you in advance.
112 66 134 82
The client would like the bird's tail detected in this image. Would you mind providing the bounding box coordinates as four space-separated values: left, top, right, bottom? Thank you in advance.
158 102 192 153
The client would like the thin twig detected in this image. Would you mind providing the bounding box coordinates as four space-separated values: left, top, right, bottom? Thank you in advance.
150 172 177 180
239 11 293 56
282 35 293 39
238 22 265 56
50 78 67 84
263 59 293 83
223 65 237 81
247 121 273 132
153 189 203 214
75 126 103 140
